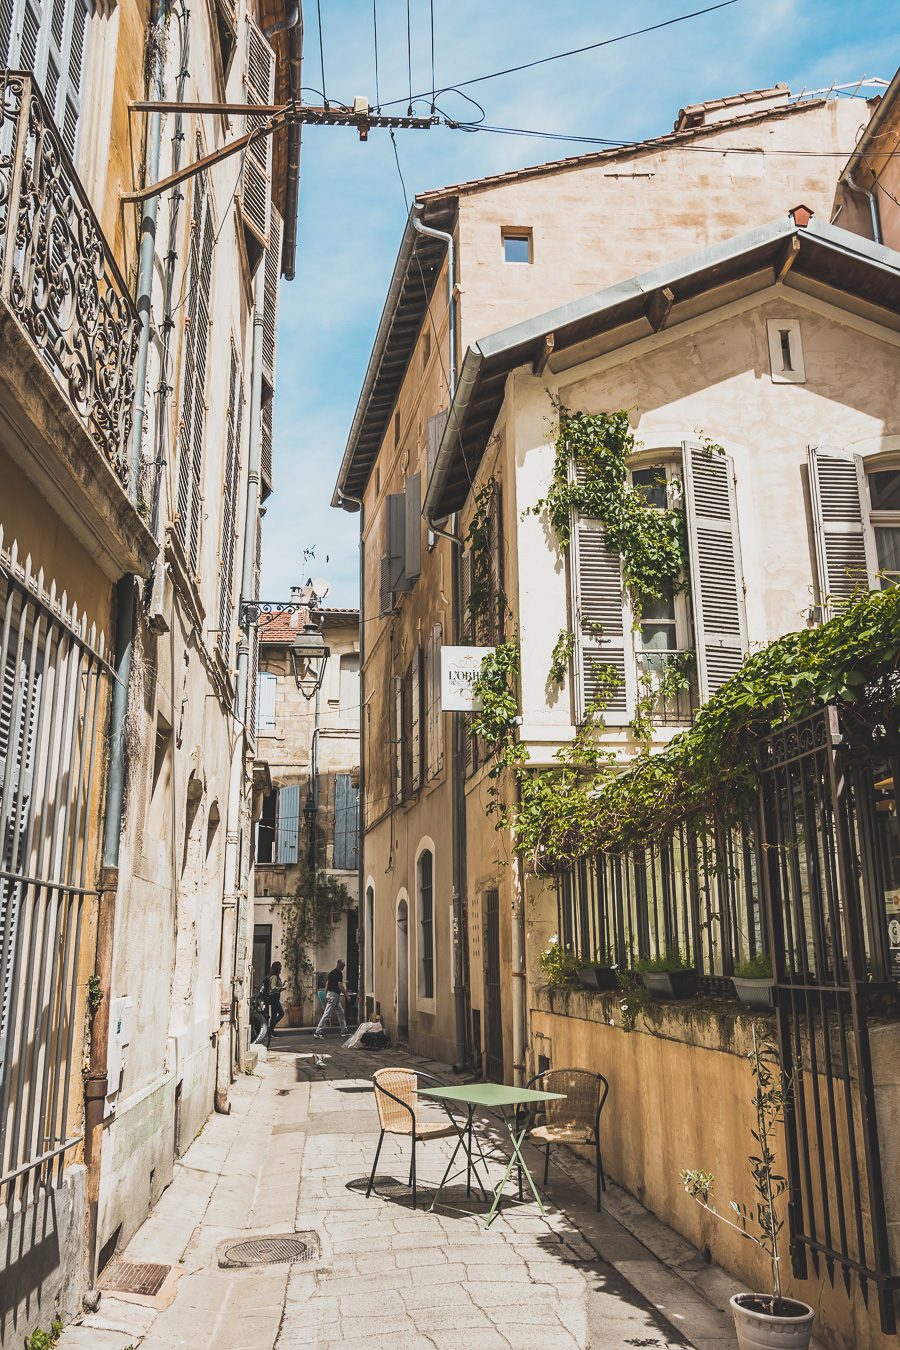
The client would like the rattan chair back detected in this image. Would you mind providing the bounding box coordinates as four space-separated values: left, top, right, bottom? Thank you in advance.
538 1069 601 1135
373 1066 418 1135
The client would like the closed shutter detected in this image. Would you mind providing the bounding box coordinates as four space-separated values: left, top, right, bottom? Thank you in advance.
176 172 214 575
247 622 260 740
260 398 274 503
379 554 393 617
808 446 877 619
218 345 243 660
572 518 629 724
393 674 404 804
682 442 747 699
241 18 275 250
256 670 277 732
410 647 423 792
426 622 443 779
404 473 422 583
459 548 473 643
488 483 504 644
333 772 358 870
275 783 300 864
387 493 409 593
8 0 92 158
261 207 282 392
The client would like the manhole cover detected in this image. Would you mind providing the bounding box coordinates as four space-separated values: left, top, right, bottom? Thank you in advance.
98 1258 171 1296
219 1232 320 1268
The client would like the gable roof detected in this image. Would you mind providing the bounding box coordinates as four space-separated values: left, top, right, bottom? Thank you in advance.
331 95 830 511
423 215 900 518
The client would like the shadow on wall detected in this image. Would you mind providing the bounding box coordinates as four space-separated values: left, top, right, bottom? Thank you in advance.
0 1164 86 1348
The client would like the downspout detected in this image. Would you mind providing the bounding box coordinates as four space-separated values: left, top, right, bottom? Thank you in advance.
844 169 883 245
85 0 167 1277
338 490 365 1008
216 262 265 1110
411 205 470 1072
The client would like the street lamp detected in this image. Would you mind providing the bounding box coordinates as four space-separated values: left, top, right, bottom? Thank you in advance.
291 619 330 699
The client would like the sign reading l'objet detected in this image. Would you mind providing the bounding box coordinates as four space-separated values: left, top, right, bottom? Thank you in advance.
440 646 495 712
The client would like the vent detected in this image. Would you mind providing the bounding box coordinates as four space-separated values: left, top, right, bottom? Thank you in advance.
219 1232 320 1268
99 1258 171 1296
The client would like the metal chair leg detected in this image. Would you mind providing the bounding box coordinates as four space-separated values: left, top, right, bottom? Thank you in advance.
544 1142 551 1186
595 1137 603 1211
411 1137 417 1210
367 1130 385 1198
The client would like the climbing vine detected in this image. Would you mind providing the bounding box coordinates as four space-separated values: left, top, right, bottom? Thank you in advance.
631 650 696 741
548 629 576 688
465 479 505 642
280 863 354 1001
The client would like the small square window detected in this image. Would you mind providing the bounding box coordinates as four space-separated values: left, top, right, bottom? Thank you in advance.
502 229 532 264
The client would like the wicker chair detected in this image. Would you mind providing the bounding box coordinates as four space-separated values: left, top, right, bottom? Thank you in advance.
366 1067 457 1210
518 1068 609 1210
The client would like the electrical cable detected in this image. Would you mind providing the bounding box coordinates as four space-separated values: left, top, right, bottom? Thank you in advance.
372 0 381 112
316 0 328 109
377 1 740 109
406 0 413 116
429 0 436 115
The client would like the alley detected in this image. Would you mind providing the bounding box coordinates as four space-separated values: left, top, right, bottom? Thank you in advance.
58 1033 739 1350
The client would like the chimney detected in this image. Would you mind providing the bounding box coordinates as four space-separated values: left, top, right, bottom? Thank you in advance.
290 585 305 602
790 204 814 228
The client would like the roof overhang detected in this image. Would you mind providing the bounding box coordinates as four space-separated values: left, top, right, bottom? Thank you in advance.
423 216 900 519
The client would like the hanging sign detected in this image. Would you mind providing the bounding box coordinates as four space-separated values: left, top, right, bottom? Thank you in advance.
441 646 495 712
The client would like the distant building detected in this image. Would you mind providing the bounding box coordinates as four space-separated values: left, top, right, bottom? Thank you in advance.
253 599 360 1025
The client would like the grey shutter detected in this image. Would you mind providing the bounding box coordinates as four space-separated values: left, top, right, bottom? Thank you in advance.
177 175 214 574
387 493 409 593
682 442 748 699
808 446 877 619
333 772 358 870
241 18 275 250
393 675 404 804
275 783 300 864
261 206 282 392
379 554 393 617
9 0 92 157
218 346 242 660
404 473 422 583
410 647 422 792
426 622 443 779
572 518 629 724
256 670 276 732
247 623 260 740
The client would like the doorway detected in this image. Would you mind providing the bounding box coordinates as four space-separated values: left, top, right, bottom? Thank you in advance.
483 889 504 1081
396 898 409 1040
252 925 272 998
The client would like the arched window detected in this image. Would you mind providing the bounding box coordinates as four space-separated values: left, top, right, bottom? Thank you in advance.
417 849 434 1001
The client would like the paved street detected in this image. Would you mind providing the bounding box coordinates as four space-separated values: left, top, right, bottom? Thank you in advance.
59 1034 740 1350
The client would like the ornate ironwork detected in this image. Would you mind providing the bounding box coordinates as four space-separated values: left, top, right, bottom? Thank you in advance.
0 72 139 482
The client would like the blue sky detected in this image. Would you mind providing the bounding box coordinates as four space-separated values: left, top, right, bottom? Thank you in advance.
263 0 897 606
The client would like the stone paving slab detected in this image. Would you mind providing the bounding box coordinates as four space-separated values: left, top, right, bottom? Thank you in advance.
59 1034 742 1350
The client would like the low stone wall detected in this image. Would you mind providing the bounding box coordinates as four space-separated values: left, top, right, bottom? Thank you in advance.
0 1164 87 1350
529 986 898 1350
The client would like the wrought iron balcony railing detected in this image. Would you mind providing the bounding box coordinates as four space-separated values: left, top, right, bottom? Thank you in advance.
635 648 698 726
0 72 139 484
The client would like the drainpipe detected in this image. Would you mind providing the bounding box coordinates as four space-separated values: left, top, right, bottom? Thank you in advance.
216 263 265 1109
845 169 883 244
411 206 470 1071
338 490 365 1007
264 2 303 280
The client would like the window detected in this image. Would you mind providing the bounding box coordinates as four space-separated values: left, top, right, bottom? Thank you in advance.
256 670 277 733
176 167 214 575
766 318 805 383
394 411 401 447
256 790 276 863
426 623 443 779
423 328 431 364
2 0 92 159
333 773 358 870
867 468 900 587
339 654 359 718
808 448 879 619
364 885 375 993
502 229 532 264
460 482 504 645
417 849 434 1001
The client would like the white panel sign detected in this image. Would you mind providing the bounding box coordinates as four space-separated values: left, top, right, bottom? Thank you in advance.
440 646 494 712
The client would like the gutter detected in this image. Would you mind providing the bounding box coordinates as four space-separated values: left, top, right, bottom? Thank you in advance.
266 2 303 281
839 71 900 248
422 345 483 522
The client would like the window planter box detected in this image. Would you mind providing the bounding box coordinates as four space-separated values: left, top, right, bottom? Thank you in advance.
577 965 619 992
732 976 775 1010
641 969 698 1000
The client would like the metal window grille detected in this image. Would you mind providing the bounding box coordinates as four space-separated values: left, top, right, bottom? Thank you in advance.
0 529 110 1205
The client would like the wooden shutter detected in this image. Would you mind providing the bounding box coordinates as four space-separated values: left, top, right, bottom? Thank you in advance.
333 772 358 870
426 622 443 779
404 473 422 583
682 442 747 699
808 446 877 618
393 674 404 804
262 206 282 391
572 518 629 724
260 397 273 502
9 0 92 157
256 670 277 732
218 345 243 660
379 554 393 617
275 783 300 864
177 172 214 575
241 18 275 250
488 483 504 644
410 647 423 792
459 548 473 643
247 622 260 740
387 493 409 593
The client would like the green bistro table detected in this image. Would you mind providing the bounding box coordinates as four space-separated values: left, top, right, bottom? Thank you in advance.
418 1083 566 1226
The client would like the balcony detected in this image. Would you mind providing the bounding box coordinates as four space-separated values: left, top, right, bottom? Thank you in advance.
635 648 698 727
0 72 139 484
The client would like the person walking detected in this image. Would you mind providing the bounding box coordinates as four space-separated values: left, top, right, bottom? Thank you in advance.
314 959 348 1038
266 961 287 1045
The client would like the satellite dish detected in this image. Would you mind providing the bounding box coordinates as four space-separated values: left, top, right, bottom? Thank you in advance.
312 579 331 601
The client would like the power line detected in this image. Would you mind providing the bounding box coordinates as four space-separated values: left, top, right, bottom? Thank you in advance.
316 0 328 109
377 1 740 110
406 0 413 116
446 121 881 157
372 0 381 110
429 0 436 115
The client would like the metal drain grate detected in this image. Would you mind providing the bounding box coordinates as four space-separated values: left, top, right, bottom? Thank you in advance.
219 1232 320 1269
98 1258 171 1296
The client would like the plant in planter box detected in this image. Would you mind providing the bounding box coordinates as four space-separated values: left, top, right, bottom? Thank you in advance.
733 953 775 1010
681 1026 814 1350
577 946 619 992
635 946 698 1000
539 936 580 989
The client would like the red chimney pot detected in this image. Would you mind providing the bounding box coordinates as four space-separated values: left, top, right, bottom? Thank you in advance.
790 204 814 228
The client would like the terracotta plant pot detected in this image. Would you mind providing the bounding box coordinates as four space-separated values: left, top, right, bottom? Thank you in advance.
641 969 697 1000
733 976 776 1010
577 965 619 992
730 1293 814 1350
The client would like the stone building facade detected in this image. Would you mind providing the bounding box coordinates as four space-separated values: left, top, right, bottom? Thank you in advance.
0 0 298 1337
253 602 360 1025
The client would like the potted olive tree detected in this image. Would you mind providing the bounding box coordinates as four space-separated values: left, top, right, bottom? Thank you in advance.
732 952 776 1010
681 1026 814 1350
637 946 698 1000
